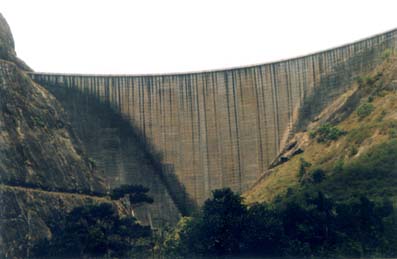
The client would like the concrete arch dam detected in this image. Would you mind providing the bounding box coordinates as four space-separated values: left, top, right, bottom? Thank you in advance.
28 29 397 205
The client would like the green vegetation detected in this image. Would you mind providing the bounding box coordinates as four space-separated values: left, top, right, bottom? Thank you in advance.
241 53 397 258
298 157 311 181
110 184 154 205
382 48 392 60
31 116 45 127
211 140 397 258
356 71 383 89
87 157 97 167
32 203 152 258
356 102 375 119
310 168 326 183
163 188 397 258
292 139 397 203
347 126 372 145
390 128 397 138
35 139 395 258
32 185 155 258
310 123 346 143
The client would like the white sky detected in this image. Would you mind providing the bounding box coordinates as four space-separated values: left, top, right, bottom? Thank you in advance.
2 0 397 74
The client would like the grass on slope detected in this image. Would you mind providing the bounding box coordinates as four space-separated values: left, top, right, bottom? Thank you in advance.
245 55 397 204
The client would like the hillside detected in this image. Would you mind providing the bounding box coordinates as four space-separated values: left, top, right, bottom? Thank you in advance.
245 53 397 204
0 60 106 193
0 13 30 71
0 13 113 258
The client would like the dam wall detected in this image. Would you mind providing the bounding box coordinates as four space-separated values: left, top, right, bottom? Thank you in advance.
29 29 397 204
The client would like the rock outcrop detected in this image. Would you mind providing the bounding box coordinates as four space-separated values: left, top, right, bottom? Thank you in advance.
0 13 108 258
0 60 106 193
0 13 31 71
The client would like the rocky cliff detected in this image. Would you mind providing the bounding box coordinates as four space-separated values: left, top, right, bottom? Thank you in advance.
0 60 105 193
0 13 110 258
0 13 30 71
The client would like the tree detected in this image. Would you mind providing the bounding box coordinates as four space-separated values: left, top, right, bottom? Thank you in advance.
110 184 154 206
32 203 152 257
185 188 247 255
242 203 283 256
311 169 326 183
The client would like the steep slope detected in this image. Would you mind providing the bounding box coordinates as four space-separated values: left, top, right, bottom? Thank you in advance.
245 54 397 204
0 14 111 258
0 60 105 193
0 13 30 71
0 185 115 258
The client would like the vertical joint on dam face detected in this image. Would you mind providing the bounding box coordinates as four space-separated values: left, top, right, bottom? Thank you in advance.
27 29 397 204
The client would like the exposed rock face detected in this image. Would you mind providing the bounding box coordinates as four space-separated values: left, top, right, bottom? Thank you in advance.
0 13 110 258
0 13 31 71
0 60 105 193
30 29 397 204
0 13 15 60
0 185 113 258
0 60 110 258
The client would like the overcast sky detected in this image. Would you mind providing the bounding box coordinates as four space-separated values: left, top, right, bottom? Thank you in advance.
2 0 397 74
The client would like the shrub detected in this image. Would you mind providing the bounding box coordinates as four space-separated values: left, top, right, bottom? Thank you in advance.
163 217 195 257
298 158 312 182
110 184 154 206
309 130 316 139
313 123 346 143
355 76 364 87
365 76 375 86
311 169 326 183
32 203 152 257
349 146 358 157
389 128 397 139
346 139 397 177
333 159 344 173
377 110 387 122
382 49 392 60
176 188 247 256
356 102 374 119
388 121 397 139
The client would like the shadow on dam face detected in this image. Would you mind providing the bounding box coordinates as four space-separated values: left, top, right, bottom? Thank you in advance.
43 82 196 225
29 28 397 207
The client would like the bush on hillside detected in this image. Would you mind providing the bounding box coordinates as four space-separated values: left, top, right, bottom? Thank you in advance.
311 123 347 143
356 102 375 119
298 158 312 181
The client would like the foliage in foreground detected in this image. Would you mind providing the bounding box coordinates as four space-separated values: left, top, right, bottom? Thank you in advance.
110 184 154 205
164 188 397 258
32 185 155 258
32 203 152 258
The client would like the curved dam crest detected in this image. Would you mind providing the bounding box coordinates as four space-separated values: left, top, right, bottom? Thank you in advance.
28 29 397 204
